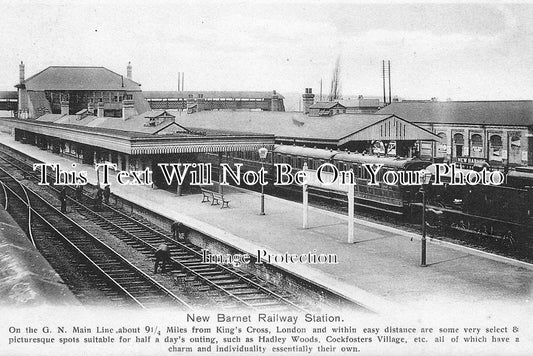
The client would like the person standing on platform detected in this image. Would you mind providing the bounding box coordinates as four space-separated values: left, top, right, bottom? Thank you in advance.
75 185 83 201
154 243 171 274
94 187 103 211
103 185 111 205
59 186 67 213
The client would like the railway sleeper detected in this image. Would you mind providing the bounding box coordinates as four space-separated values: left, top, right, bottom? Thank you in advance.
239 294 275 301
207 279 241 285
196 271 225 276
227 288 269 295
217 283 253 290
248 300 285 307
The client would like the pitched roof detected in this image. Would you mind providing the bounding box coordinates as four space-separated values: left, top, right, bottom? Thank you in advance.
377 101 533 126
171 110 425 141
20 66 142 91
37 110 186 135
143 110 175 119
143 90 284 100
339 99 380 108
309 101 346 110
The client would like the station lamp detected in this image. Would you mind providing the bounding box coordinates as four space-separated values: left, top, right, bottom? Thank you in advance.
419 169 433 267
258 147 268 215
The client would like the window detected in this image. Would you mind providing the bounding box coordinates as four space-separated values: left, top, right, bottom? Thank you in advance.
489 135 502 162
509 134 522 164
470 134 483 158
453 133 464 157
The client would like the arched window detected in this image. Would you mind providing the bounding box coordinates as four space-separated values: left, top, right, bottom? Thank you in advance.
470 134 483 158
509 134 521 164
436 132 447 157
489 135 502 162
453 133 464 158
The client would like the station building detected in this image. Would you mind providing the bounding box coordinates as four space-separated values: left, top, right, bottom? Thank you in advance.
377 101 533 167
0 63 276 191
0 63 437 194
301 89 380 116
15 62 150 119
144 90 285 112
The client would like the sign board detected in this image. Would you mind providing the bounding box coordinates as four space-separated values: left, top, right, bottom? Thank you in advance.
302 164 355 243
302 165 350 193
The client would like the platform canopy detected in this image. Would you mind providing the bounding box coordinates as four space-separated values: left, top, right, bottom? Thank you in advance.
173 111 439 147
1 118 275 155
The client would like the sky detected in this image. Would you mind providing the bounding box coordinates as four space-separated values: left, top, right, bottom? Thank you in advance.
1 0 533 101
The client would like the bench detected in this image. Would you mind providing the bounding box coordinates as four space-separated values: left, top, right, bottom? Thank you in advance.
201 188 213 203
212 192 230 209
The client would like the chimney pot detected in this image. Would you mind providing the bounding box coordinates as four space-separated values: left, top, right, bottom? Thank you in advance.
19 61 25 84
60 101 69 116
122 99 136 120
127 61 132 80
302 88 315 114
97 102 105 118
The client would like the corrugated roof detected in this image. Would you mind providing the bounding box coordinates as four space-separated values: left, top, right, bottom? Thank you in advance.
20 66 142 91
143 90 284 100
377 101 533 126
172 110 393 140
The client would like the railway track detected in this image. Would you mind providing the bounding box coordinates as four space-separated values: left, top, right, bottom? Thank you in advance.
0 163 192 309
0 148 310 312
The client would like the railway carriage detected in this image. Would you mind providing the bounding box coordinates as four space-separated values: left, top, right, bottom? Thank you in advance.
507 167 533 188
200 145 532 248
423 165 533 247
269 145 432 215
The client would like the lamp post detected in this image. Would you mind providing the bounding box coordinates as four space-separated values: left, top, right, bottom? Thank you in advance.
419 169 433 267
258 147 268 215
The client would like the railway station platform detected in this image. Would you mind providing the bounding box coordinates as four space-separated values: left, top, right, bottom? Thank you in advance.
0 133 531 315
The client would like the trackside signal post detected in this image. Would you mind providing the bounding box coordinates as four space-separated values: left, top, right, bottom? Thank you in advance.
302 163 355 243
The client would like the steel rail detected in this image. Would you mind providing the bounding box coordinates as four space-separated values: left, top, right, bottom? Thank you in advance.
0 148 307 312
0 166 193 310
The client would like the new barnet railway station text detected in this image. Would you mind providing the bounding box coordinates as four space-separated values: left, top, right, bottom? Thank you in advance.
33 162 505 187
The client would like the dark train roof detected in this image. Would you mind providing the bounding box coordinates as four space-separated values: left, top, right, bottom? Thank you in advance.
508 167 533 180
0 91 17 99
274 144 431 169
274 145 336 160
333 151 418 169
377 101 533 126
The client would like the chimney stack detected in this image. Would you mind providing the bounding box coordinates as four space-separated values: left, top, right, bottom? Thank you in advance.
60 100 69 116
127 61 132 80
122 99 137 120
19 61 25 84
87 101 95 115
302 88 315 114
271 90 280 111
196 94 205 112
97 102 104 118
